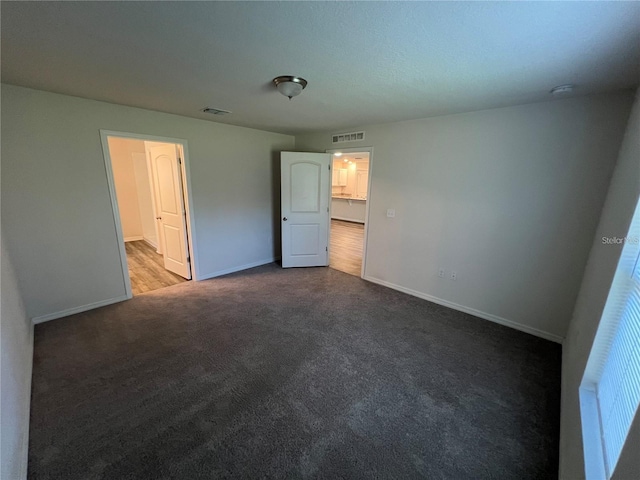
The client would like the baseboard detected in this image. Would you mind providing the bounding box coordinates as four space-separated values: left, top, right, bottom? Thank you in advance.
198 257 277 281
142 237 158 249
124 236 143 242
363 275 564 344
331 215 365 224
31 295 130 324
18 323 34 479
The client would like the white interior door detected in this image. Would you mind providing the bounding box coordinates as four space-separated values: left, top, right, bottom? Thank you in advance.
281 152 331 268
147 143 191 279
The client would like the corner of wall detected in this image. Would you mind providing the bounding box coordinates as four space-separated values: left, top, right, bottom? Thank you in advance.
20 323 35 479
1 235 34 480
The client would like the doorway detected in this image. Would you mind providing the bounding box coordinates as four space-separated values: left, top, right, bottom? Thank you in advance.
279 148 372 277
101 131 196 297
327 148 372 278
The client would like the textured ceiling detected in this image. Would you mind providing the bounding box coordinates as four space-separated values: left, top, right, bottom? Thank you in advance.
2 1 639 135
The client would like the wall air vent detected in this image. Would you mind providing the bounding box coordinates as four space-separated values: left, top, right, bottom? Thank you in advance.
202 107 232 115
332 131 365 144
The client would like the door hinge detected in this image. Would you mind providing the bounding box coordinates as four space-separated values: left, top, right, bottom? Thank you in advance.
326 246 328 252
328 164 331 170
178 157 182 165
327 207 329 213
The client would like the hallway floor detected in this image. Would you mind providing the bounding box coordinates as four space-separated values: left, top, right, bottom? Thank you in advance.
125 240 187 295
330 219 364 277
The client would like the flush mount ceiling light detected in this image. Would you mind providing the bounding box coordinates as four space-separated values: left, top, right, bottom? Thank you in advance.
333 152 342 157
550 84 575 96
273 76 307 100
202 107 231 115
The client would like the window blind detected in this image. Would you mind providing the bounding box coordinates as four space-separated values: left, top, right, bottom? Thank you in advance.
580 198 640 479
596 248 640 475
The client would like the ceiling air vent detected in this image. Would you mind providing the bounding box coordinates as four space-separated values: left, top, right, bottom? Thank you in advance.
332 131 365 144
202 107 231 115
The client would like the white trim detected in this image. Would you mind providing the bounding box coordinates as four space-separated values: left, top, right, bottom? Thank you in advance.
198 257 277 281
31 295 129 324
143 237 158 249
124 235 144 242
363 275 564 343
579 386 608 480
17 323 34 479
331 215 365 224
326 146 374 280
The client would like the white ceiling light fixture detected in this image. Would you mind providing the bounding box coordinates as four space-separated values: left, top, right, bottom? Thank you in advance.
550 84 575 96
333 152 342 157
273 75 307 100
202 107 231 115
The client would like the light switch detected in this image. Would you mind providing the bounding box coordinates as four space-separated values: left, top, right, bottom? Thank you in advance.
386 209 395 218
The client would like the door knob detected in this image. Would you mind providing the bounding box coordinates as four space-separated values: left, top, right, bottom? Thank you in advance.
283 217 288 221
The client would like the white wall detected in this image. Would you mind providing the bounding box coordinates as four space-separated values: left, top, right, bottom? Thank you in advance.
612 410 640 480
1 84 294 320
1 234 33 480
109 137 146 240
108 138 158 246
296 92 634 341
559 91 640 478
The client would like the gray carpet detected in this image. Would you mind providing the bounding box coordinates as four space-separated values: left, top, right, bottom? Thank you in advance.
29 264 561 479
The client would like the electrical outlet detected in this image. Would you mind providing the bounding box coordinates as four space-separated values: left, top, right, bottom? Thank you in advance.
438 268 445 278
386 209 395 218
450 271 457 281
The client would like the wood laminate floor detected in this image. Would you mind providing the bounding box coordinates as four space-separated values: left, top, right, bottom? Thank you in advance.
330 219 364 277
125 240 188 295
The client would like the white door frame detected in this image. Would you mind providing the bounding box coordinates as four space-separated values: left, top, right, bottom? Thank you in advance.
325 146 374 279
100 130 199 298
